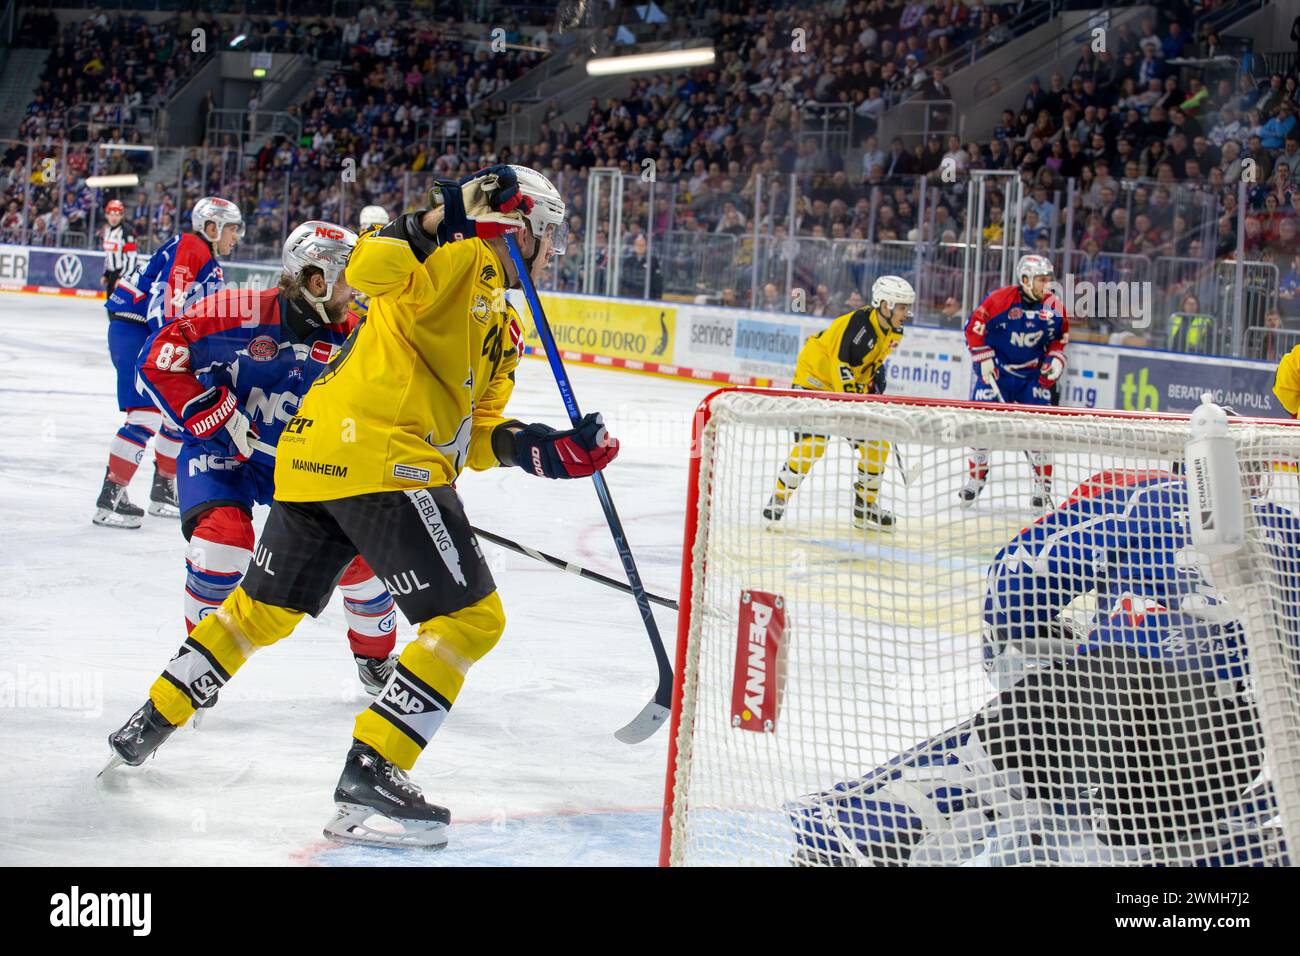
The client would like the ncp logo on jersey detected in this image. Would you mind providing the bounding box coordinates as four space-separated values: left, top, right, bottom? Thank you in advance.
54 254 83 288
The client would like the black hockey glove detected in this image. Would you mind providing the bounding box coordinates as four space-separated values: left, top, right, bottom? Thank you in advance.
494 413 619 479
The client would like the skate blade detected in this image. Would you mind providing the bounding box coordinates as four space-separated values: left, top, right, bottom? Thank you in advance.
148 502 181 518
97 752 125 778
322 802 449 849
93 509 142 529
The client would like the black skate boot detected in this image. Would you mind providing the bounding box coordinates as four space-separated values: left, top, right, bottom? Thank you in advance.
854 501 896 530
355 653 397 696
958 477 986 507
762 493 787 523
853 480 895 530
1030 480 1053 510
323 740 450 848
93 469 144 529
102 699 177 774
148 468 180 518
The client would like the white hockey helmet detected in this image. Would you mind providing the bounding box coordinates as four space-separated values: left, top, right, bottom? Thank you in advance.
871 275 916 313
282 220 358 323
359 205 389 231
192 196 245 240
1015 254 1054 301
508 164 568 254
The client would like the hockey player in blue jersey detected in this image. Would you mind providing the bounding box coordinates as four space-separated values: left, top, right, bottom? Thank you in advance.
962 254 1070 508
135 220 399 694
788 459 1299 866
95 196 244 528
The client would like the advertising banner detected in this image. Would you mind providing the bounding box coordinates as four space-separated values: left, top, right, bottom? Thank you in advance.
26 249 104 292
519 293 674 363
1113 351 1288 418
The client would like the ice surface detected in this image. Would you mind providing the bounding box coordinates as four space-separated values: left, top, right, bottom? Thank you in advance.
0 292 711 866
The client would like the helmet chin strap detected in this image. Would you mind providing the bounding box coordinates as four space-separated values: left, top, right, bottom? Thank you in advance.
302 282 341 325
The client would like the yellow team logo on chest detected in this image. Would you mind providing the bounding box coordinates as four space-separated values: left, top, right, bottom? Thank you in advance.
472 294 490 324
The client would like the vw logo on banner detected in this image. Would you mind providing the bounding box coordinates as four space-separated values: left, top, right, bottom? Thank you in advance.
54 254 83 288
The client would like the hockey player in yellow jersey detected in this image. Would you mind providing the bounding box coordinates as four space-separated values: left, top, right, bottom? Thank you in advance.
104 166 621 848
1275 343 1300 418
763 275 914 529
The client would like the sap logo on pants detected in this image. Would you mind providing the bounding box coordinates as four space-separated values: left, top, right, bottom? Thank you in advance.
382 570 430 595
192 673 219 703
383 682 425 714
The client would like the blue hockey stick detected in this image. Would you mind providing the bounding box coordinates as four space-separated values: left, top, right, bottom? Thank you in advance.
505 233 673 744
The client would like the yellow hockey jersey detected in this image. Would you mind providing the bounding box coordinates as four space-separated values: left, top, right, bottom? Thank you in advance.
1275 344 1300 418
791 307 902 394
275 229 521 500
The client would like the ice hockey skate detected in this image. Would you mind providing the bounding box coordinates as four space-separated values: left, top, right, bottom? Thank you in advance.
958 477 986 507
323 741 450 848
93 469 144 529
101 699 177 775
148 468 180 518
761 492 787 523
852 479 894 529
354 653 398 696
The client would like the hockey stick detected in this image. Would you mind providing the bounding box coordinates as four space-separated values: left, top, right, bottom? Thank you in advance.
505 233 673 745
473 524 679 611
987 376 1056 510
892 444 912 487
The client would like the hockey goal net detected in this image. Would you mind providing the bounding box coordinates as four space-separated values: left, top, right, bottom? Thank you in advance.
661 389 1300 866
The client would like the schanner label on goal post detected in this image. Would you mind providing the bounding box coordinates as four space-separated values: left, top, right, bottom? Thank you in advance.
731 590 786 733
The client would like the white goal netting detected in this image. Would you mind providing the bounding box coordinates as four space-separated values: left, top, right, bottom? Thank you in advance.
663 390 1300 867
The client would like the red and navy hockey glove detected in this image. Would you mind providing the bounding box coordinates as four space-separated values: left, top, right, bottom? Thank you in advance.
181 386 258 461
1038 353 1065 388
505 413 620 479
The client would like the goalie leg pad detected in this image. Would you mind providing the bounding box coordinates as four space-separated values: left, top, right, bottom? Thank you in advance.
788 726 1021 866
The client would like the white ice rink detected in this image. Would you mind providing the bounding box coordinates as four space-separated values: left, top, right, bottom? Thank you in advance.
0 291 715 866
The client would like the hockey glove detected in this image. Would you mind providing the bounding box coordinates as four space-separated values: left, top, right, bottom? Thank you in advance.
429 166 530 244
869 364 888 395
502 413 620 479
1038 353 1065 388
181 386 257 461
978 358 999 386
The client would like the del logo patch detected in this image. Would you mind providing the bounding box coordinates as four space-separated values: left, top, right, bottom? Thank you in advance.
310 341 338 364
471 294 490 324
248 335 278 361
1008 307 1023 320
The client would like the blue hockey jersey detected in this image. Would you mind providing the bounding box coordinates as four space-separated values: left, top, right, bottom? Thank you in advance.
965 284 1069 376
136 287 358 468
984 470 1300 683
106 232 225 332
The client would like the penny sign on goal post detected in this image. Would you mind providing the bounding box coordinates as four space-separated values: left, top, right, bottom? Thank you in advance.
730 590 786 733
